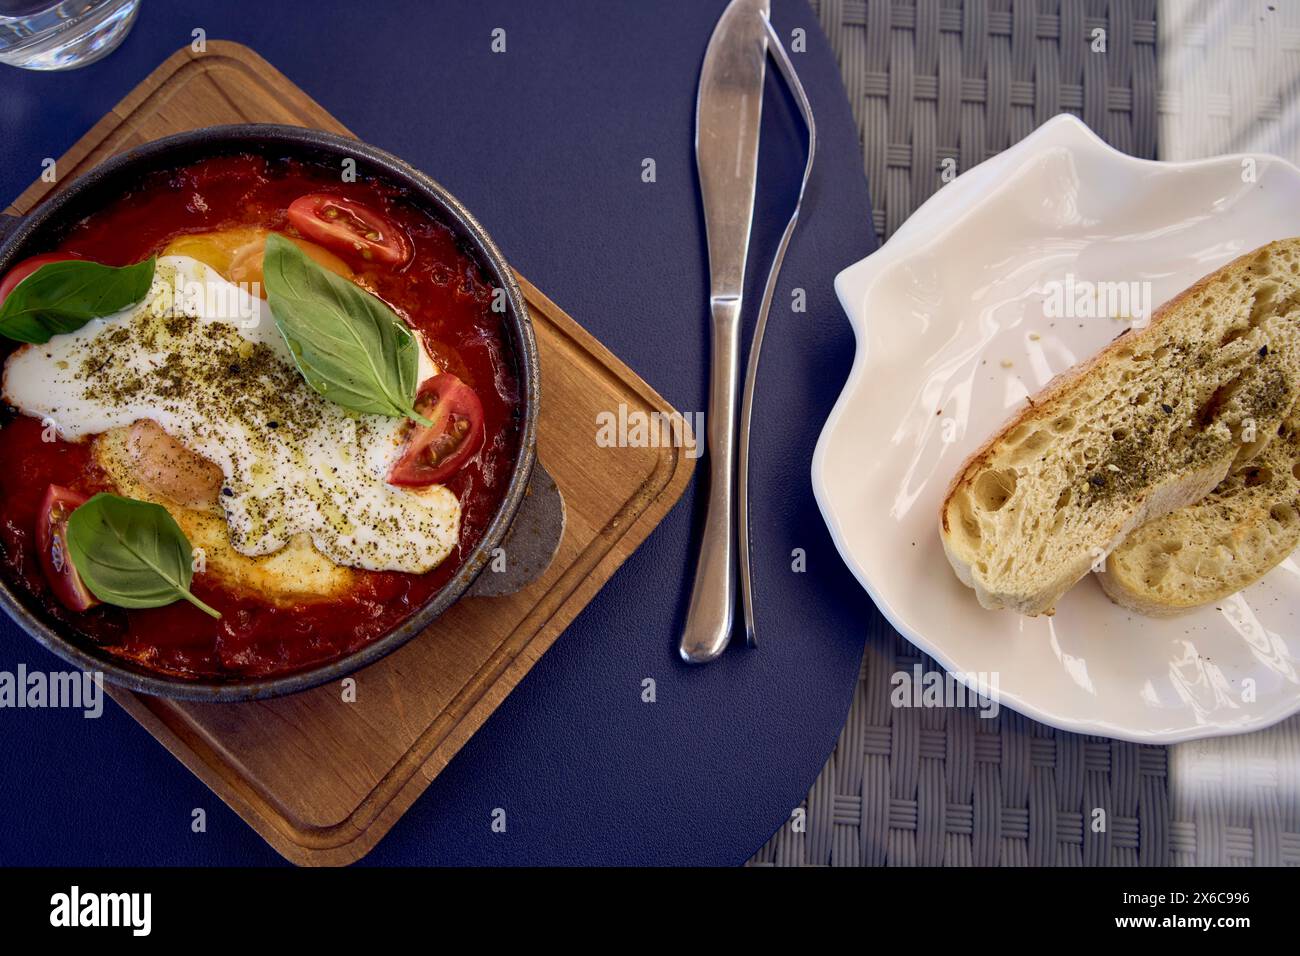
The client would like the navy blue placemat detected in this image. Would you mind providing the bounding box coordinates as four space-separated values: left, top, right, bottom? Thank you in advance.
0 0 874 866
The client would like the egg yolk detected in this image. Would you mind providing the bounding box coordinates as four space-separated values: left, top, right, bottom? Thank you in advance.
162 227 352 294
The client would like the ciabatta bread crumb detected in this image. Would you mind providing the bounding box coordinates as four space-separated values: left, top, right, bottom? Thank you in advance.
1099 409 1300 615
941 238 1300 615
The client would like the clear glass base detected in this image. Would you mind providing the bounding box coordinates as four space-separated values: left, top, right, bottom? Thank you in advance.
0 0 141 71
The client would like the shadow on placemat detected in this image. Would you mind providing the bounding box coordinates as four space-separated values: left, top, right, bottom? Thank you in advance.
752 0 1300 866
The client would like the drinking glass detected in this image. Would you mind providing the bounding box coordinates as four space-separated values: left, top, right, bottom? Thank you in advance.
0 0 140 71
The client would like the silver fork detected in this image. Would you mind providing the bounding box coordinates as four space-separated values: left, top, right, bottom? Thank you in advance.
737 15 817 648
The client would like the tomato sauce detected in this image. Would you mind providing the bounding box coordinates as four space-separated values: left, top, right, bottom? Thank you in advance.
0 155 523 680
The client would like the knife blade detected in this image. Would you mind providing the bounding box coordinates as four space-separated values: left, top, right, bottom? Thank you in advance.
679 0 770 664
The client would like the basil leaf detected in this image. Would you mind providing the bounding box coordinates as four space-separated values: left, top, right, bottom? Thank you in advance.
0 257 155 344
263 233 429 424
65 493 221 620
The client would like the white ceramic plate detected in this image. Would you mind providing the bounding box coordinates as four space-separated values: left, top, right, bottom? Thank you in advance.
814 114 1300 743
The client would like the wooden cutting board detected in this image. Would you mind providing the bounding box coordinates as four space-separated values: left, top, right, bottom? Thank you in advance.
5 42 694 866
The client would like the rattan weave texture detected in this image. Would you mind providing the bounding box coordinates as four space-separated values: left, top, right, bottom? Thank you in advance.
1157 0 1300 163
810 0 1156 244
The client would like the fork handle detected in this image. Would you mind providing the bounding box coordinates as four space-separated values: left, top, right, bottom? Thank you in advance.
679 297 741 663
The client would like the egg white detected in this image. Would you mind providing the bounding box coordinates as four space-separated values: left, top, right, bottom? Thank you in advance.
1 256 459 574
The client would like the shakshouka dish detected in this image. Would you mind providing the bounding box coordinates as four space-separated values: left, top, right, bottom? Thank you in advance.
0 154 523 680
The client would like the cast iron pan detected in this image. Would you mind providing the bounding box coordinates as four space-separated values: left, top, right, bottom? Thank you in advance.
0 125 541 702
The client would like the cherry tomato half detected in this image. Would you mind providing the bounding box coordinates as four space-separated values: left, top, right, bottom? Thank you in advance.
388 374 486 486
35 484 99 613
0 252 80 304
287 193 412 267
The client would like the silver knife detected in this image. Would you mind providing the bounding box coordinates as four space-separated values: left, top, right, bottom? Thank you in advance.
679 0 769 664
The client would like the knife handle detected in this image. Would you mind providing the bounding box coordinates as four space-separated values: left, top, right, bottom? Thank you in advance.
679 297 742 663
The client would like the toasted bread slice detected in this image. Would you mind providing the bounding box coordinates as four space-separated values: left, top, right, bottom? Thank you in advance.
1098 410 1300 615
941 238 1300 615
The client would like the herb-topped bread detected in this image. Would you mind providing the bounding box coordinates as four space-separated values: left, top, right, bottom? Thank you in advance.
941 238 1300 615
1098 410 1300 615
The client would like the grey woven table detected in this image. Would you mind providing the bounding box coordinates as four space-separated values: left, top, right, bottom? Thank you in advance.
750 0 1300 867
